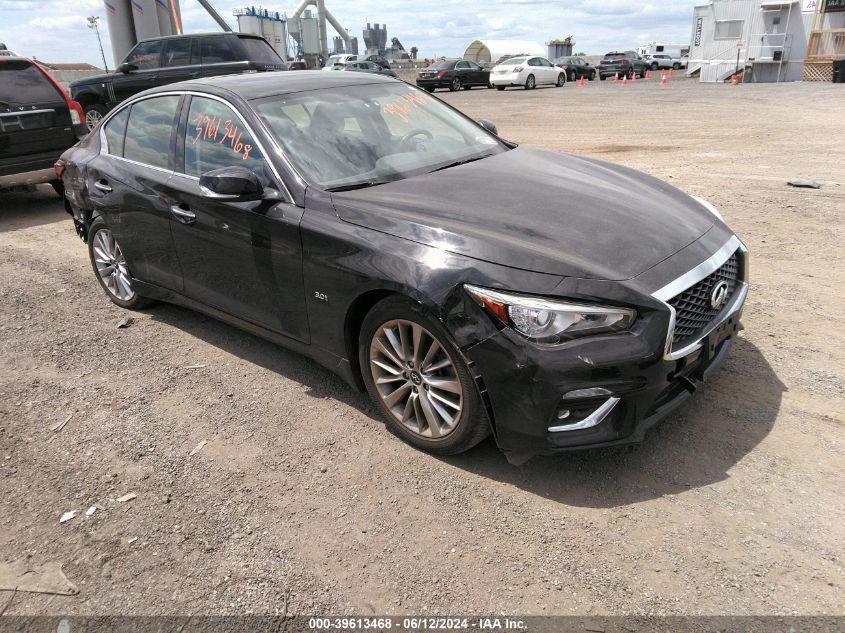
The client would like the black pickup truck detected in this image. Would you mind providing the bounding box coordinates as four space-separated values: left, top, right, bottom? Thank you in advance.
71 32 288 130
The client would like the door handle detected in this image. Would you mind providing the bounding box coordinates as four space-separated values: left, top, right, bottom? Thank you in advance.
94 180 112 193
188 71 200 78
170 204 196 225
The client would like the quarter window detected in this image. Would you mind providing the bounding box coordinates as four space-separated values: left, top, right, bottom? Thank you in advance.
103 107 129 156
123 96 180 169
184 96 266 178
124 40 162 70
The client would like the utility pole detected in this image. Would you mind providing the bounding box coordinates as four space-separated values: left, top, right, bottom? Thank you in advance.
87 16 109 72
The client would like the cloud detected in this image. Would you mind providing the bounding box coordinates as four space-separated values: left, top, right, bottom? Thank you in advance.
0 0 699 67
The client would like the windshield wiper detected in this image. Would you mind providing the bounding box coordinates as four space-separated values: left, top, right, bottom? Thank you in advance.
431 152 495 173
326 179 395 192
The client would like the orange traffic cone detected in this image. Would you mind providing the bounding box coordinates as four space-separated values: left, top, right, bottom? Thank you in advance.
669 68 674 78
645 70 651 80
613 72 618 83
660 73 667 86
622 75 628 86
631 71 637 82
579 76 585 87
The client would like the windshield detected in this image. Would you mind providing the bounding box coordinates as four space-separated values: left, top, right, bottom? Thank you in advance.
501 57 527 66
0 59 63 105
254 82 506 189
324 55 343 67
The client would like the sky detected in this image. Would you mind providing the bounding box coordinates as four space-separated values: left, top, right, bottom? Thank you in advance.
0 0 700 68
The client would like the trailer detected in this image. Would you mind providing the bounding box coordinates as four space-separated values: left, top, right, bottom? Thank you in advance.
638 42 689 58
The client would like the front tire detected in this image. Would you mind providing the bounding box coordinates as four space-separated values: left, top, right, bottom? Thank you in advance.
589 70 596 80
83 103 108 132
424 86 435 93
360 297 490 455
449 77 461 92
525 74 535 89
673 62 681 70
496 85 505 91
87 217 152 310
556 73 566 87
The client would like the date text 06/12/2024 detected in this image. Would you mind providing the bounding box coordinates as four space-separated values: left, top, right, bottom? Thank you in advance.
307 617 527 630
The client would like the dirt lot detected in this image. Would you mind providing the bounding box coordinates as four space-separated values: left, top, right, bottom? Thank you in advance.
1 77 843 617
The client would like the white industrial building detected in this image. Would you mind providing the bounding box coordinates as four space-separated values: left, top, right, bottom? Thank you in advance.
687 0 845 82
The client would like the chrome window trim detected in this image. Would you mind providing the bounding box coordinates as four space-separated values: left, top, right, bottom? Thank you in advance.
548 397 621 433
0 108 56 118
651 235 748 361
97 90 293 203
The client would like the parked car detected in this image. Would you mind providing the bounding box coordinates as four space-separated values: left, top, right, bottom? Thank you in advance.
416 59 490 92
644 54 682 71
288 60 308 70
342 61 397 78
70 32 288 131
59 71 748 462
598 51 647 80
322 54 358 70
553 56 596 82
364 55 391 70
1 55 86 195
489 56 566 90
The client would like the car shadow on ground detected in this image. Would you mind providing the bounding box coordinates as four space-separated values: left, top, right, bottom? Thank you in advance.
0 186 67 232
441 337 785 508
146 303 783 508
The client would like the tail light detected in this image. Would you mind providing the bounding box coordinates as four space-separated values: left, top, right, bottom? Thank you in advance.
32 62 86 127
54 159 65 178
437 70 446 78
513 66 524 73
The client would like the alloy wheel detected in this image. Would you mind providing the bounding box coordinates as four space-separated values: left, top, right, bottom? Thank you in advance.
369 319 463 439
92 228 135 301
451 77 461 91
85 109 103 131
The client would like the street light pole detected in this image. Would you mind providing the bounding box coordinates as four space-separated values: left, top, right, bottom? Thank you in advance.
87 16 109 72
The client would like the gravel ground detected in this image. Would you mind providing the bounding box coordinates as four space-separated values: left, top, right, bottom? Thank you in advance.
0 77 843 617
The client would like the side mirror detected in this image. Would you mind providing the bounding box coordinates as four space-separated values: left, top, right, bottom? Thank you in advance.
118 62 137 74
199 167 263 201
477 119 498 136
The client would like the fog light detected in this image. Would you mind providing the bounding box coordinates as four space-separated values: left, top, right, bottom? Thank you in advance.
548 397 621 433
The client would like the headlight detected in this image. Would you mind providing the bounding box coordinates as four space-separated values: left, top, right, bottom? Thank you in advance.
691 196 724 221
464 285 635 345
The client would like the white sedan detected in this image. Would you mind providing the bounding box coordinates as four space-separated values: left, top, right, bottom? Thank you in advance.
489 56 566 90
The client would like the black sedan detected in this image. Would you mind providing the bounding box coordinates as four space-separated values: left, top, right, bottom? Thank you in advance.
416 60 490 92
60 71 748 464
553 56 596 82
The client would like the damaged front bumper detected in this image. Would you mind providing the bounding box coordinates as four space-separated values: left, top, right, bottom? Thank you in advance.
462 272 747 464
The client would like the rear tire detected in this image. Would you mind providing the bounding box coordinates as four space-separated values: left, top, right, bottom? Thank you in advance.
673 62 681 70
496 85 505 91
600 75 606 81
87 217 153 310
424 86 435 93
556 73 566 87
449 77 461 92
589 70 596 80
651 62 659 71
83 103 108 132
359 296 490 455
525 74 535 89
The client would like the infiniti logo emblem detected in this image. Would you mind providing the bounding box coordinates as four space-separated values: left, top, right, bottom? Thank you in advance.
710 280 729 310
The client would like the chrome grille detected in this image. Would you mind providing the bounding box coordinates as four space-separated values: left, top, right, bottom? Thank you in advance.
668 251 740 347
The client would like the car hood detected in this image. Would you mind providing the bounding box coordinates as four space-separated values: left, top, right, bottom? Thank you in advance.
70 72 118 87
331 146 716 281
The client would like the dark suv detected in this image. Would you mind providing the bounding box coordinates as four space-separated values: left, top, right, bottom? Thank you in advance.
71 32 287 130
1 56 86 195
598 51 647 80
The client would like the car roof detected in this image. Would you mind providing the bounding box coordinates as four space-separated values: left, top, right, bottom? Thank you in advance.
137 32 256 43
144 70 398 100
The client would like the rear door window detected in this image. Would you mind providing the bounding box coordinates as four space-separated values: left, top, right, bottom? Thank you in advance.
0 59 63 106
125 40 163 70
162 38 192 67
103 107 129 156
200 37 236 64
123 95 180 169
